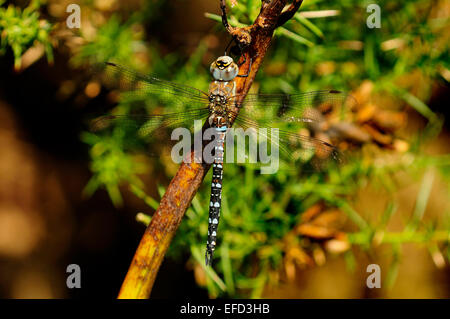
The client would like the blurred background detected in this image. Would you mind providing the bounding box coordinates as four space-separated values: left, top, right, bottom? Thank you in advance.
0 0 449 298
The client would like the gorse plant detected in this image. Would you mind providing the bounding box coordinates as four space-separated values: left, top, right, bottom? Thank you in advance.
0 0 53 69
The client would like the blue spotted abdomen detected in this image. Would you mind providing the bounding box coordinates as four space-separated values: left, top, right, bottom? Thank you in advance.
205 126 226 266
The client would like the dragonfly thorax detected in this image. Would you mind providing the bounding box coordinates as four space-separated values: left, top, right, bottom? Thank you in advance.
209 94 227 104
208 91 233 128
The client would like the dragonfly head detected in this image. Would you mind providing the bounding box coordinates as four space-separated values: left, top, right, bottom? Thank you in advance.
210 56 239 81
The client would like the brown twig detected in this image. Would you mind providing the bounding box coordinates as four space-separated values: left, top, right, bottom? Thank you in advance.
117 0 304 299
277 0 304 27
220 0 233 34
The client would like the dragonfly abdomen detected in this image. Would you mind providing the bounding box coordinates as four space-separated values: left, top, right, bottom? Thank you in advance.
205 126 227 266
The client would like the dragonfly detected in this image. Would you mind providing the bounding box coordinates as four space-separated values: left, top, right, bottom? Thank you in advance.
91 56 356 266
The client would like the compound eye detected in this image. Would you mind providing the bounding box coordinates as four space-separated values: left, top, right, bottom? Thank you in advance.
217 60 230 69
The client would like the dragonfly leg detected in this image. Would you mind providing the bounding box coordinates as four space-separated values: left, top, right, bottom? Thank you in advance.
224 37 235 56
237 56 252 78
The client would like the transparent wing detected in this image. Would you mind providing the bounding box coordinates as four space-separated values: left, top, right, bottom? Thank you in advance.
233 90 357 124
90 108 210 156
230 111 343 171
223 90 354 170
97 62 210 110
